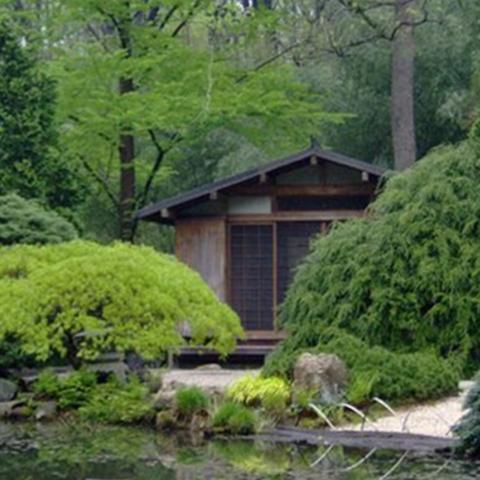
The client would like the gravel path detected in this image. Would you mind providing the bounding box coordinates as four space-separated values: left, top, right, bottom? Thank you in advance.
341 381 473 437
161 367 260 392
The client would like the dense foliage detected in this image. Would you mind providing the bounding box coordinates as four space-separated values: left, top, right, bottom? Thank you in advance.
268 141 480 379
264 327 459 404
34 369 97 409
0 1 476 245
454 373 480 457
0 194 77 245
78 377 154 424
0 241 242 366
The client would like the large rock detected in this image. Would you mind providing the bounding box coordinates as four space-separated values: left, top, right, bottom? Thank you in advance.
35 401 57 421
0 400 27 418
0 379 17 401
293 353 348 403
87 361 129 383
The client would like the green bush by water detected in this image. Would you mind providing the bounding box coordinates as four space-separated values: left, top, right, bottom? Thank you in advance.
226 375 290 413
79 376 154 424
272 142 480 377
34 369 97 409
212 402 257 434
175 387 209 417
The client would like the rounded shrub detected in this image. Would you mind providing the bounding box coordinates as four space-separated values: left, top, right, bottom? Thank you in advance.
273 142 480 376
0 241 243 367
0 194 77 245
212 401 257 434
175 387 209 417
226 374 290 412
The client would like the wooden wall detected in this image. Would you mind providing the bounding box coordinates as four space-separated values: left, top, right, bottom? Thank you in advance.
175 218 226 301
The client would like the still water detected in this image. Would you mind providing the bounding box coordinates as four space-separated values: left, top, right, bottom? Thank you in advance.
0 422 479 479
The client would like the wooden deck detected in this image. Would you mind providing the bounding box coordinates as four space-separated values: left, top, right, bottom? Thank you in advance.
176 330 286 366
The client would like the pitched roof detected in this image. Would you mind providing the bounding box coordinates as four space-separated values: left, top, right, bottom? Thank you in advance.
137 146 387 220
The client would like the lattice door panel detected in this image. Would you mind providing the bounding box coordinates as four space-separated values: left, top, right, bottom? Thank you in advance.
229 224 274 331
276 221 330 304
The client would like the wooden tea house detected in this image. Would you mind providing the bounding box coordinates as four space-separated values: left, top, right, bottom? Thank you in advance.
138 146 386 356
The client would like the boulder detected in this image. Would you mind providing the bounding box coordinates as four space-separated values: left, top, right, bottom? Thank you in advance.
87 361 129 383
293 353 348 403
195 364 222 371
153 389 176 411
145 369 163 393
0 400 24 418
155 410 176 431
35 401 57 421
0 378 17 401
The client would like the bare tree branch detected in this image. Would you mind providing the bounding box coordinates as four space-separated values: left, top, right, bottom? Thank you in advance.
159 5 179 30
171 0 202 37
80 156 119 209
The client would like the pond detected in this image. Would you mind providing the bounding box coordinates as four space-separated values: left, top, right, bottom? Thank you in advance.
0 422 479 479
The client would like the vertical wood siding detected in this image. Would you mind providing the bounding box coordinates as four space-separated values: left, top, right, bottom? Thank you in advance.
175 218 226 301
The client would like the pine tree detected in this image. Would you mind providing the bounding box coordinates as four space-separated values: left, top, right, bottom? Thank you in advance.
0 20 81 210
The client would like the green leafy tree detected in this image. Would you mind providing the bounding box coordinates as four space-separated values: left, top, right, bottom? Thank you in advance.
269 138 480 376
48 0 339 241
0 241 243 367
0 19 82 210
0 193 77 245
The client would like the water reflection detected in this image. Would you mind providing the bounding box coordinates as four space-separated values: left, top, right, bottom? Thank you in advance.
0 422 479 479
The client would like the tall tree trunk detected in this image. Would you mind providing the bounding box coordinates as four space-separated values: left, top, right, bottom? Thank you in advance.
118 79 135 241
117 3 136 242
391 0 417 171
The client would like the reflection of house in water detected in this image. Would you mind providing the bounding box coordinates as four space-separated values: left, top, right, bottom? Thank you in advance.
138 146 385 357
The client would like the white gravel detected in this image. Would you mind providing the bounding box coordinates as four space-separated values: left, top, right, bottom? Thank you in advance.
161 367 260 392
341 381 474 437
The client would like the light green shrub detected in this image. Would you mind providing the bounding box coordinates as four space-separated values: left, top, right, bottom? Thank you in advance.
175 387 209 417
212 401 257 434
273 142 480 376
0 241 243 367
79 376 154 424
227 374 290 412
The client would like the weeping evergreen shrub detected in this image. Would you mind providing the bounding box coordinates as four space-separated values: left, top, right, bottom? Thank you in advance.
454 373 480 457
265 140 480 389
0 241 242 366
